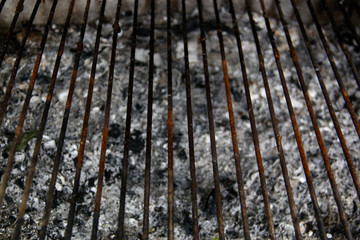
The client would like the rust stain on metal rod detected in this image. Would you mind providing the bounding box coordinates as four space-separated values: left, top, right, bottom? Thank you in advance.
231 0 277 238
243 0 300 239
216 0 265 239
117 0 139 238
0 0 46 207
258 0 308 239
290 0 360 203
0 0 41 127
38 1 90 238
4 0 59 235
0 0 57 223
166 0 174 239
273 0 353 239
182 0 200 238
38 1 90 239
305 0 360 140
278 0 341 239
91 0 122 239
5 3 72 239
10 0 75 238
64 0 107 238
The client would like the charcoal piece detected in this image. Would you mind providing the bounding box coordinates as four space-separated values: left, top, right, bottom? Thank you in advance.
129 130 145 154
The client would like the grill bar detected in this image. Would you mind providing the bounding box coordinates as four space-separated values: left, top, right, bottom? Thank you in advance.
0 0 41 126
1 0 59 235
292 0 360 200
0 0 43 205
182 0 201 238
166 0 174 239
235 1 278 239
142 0 155 238
307 0 360 140
11 0 72 235
0 0 359 239
289 0 351 238
214 1 266 239
269 0 354 238
38 0 91 238
258 0 308 238
117 0 139 238
64 0 108 238
11 0 75 238
91 0 123 239
197 0 231 239
247 0 329 238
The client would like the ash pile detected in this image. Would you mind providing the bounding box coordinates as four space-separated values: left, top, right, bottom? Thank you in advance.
0 0 360 239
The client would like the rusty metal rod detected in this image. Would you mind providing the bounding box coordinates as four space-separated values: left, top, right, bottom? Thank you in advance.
142 0 155 239
274 0 346 239
0 0 45 207
0 0 57 208
166 0 174 238
9 0 75 238
318 0 360 88
91 0 122 239
0 0 41 127
257 0 312 239
235 1 298 239
196 0 226 239
0 0 24 67
290 0 360 203
38 1 92 239
230 0 277 238
117 0 139 238
182 0 200 239
246 0 324 237
255 3 329 238
272 0 353 239
64 0 107 238
214 0 260 238
305 0 360 140
204 8 229 237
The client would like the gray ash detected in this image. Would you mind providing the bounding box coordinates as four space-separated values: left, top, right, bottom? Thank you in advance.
1 4 360 240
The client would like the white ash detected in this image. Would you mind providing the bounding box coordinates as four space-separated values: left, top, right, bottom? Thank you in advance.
0 4 360 240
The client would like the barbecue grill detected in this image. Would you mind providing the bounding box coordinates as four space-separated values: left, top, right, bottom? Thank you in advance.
0 0 359 239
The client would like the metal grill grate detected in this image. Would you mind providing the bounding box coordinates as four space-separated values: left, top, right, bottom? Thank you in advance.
0 0 359 239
